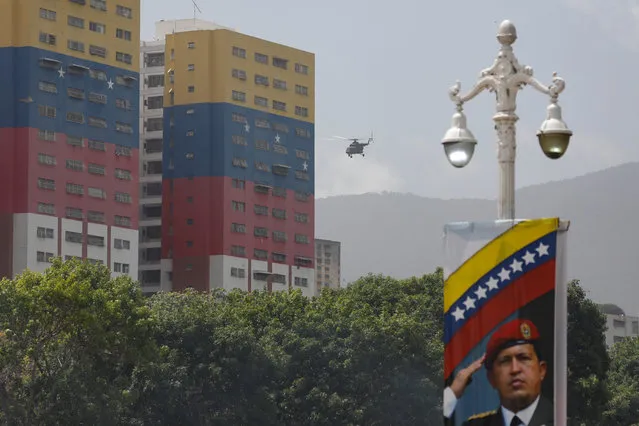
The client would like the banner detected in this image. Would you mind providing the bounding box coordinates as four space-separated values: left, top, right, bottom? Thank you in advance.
442 218 568 426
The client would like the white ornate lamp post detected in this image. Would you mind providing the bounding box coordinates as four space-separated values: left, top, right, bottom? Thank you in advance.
442 20 573 220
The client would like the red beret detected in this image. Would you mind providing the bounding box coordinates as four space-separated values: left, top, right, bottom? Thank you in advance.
485 319 540 367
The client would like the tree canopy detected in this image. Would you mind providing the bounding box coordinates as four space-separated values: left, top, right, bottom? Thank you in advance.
0 260 635 424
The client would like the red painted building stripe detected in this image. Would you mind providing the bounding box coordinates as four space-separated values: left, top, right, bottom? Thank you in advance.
444 259 556 378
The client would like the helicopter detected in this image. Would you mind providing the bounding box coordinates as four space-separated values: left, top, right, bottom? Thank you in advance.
331 132 375 158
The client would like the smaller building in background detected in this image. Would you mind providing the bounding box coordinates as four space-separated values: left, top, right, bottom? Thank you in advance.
315 239 341 292
598 303 639 347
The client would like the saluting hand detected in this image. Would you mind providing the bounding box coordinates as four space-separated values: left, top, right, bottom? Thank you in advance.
450 354 486 398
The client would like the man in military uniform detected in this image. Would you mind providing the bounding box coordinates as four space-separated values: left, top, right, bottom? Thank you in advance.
443 318 553 426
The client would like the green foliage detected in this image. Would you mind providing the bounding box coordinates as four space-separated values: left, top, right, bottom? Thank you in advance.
566 279 610 424
603 337 639 424
0 260 634 425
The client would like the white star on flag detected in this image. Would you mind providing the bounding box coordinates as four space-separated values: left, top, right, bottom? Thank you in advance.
107 79 114 89
58 67 65 78
452 306 465 322
474 286 487 300
498 267 511 282
244 123 250 132
275 134 280 143
463 296 476 310
302 161 308 171
486 277 499 291
536 242 549 257
510 258 523 273
522 251 536 265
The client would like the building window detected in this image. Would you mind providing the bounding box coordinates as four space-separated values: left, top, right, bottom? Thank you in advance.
254 96 268 107
38 105 56 119
37 153 56 166
273 144 287 155
231 267 246 278
37 227 55 239
88 139 106 151
231 245 246 257
296 128 311 138
272 187 287 198
146 117 163 132
272 208 287 220
146 96 163 109
295 84 309 96
37 202 55 215
295 171 309 181
255 140 269 151
88 187 106 199
66 111 84 124
147 74 164 87
232 113 247 123
255 119 270 129
232 178 245 189
295 234 309 244
272 100 286 111
40 8 57 21
232 201 246 212
254 227 268 238
145 53 164 67
114 215 131 227
115 122 133 134
295 63 309 75
116 52 132 64
186 218 194 225
272 231 287 243
254 205 268 216
295 106 309 117
232 69 246 80
254 249 268 260
67 40 85 52
255 161 270 172
67 87 85 100
295 212 309 223
89 45 107 58
294 277 309 287
231 223 246 233
187 64 195 71
88 211 105 223
115 192 132 204
232 91 246 102
272 57 288 69
37 178 55 191
66 159 83 172
90 69 108 81
87 234 105 247
88 163 105 175
66 208 83 221
89 21 106 34
232 46 246 58
295 191 309 202
232 157 247 168
88 117 107 128
185 153 194 160
90 0 107 11
66 183 84 196
114 238 130 249
273 79 287 90
116 5 133 18
255 75 269 86
115 145 132 156
37 251 55 263
188 86 195 93
232 135 247 146
116 98 131 110
116 28 132 40
114 263 130 274
39 32 56 46
39 81 57 94
115 168 131 180
38 130 56 142
255 53 268 63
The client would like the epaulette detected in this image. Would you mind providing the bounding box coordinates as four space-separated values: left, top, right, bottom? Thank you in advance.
466 410 497 420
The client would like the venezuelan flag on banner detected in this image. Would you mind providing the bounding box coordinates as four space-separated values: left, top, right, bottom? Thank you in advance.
442 218 567 426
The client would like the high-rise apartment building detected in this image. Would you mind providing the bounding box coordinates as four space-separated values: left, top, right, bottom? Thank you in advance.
161 27 316 296
139 19 231 294
315 238 341 291
0 0 140 278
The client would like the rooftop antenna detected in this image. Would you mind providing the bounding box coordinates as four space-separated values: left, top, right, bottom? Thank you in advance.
191 0 202 25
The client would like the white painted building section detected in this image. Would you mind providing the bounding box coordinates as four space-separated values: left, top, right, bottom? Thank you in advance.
604 313 639 347
10 213 137 281
315 238 341 291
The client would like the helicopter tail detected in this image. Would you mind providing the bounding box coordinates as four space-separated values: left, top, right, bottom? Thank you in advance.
368 131 374 144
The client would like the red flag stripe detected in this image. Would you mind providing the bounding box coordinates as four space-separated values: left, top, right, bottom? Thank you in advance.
444 259 556 378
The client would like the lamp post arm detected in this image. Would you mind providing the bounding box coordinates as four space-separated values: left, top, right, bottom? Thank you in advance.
448 76 496 110
522 72 566 103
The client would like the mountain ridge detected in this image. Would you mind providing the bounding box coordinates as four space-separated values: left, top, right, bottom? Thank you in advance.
315 162 639 315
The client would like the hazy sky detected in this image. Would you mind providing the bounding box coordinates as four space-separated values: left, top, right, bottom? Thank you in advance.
140 0 639 200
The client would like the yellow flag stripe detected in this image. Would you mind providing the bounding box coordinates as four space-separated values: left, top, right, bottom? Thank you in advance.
444 218 559 312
